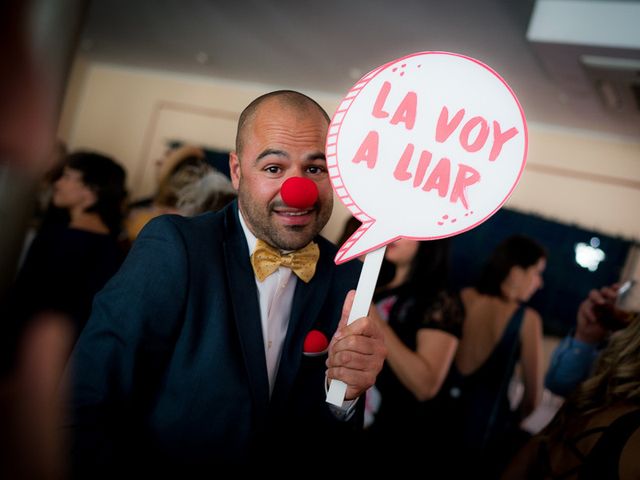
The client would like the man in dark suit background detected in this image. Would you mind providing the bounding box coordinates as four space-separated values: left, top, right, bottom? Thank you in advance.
64 90 386 475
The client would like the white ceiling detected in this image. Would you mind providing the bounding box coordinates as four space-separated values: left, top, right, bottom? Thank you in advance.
78 0 640 140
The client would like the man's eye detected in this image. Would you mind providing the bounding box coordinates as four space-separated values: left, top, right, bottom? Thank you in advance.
307 166 325 174
265 166 280 174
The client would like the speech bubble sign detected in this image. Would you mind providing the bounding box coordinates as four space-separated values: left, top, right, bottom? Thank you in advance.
327 51 528 264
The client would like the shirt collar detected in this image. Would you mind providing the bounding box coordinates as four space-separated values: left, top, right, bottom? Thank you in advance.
238 209 258 258
238 208 302 255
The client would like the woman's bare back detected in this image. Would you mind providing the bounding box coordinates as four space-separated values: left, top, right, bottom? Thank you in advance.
455 287 521 376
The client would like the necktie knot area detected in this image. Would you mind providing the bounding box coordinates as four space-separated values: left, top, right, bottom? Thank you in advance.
279 254 295 267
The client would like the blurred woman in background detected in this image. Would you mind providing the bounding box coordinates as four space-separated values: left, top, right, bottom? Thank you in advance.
503 312 640 480
125 144 208 240
446 234 546 478
4 151 127 361
364 238 464 469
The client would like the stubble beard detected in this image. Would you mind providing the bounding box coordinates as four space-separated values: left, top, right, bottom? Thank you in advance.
238 187 332 251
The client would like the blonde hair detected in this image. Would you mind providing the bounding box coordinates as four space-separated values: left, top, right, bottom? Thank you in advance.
176 169 236 216
154 145 210 208
155 162 212 209
572 313 640 414
157 145 205 184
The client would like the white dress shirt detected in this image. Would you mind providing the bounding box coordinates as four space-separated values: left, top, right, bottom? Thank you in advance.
238 211 357 416
239 212 297 395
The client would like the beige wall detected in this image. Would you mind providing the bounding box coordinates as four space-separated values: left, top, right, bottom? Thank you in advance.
59 60 640 244
507 126 640 241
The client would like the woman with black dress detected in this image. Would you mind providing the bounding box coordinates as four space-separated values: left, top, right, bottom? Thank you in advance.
5 151 127 365
364 238 463 471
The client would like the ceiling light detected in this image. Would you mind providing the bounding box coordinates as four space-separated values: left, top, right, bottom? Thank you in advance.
195 52 209 64
574 240 605 272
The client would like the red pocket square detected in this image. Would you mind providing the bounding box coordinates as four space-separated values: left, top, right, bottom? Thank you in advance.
303 329 329 356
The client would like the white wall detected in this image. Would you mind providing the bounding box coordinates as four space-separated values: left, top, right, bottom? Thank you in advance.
507 126 640 241
59 60 640 244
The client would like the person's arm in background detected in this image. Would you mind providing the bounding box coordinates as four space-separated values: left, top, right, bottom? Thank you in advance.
519 308 544 418
380 321 458 401
544 284 618 397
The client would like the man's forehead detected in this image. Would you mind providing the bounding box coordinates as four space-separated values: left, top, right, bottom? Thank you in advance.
255 96 326 119
251 106 328 140
237 98 328 158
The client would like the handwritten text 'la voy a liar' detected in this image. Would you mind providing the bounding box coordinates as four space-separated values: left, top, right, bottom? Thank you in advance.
351 81 520 209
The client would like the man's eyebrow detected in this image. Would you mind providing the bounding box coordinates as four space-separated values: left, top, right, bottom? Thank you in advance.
307 152 327 162
255 149 288 163
254 150 326 164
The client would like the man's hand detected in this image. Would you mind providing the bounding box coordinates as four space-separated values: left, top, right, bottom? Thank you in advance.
575 283 619 344
326 290 387 401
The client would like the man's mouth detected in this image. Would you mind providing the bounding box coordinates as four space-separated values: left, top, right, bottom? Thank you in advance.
277 209 313 216
273 208 315 225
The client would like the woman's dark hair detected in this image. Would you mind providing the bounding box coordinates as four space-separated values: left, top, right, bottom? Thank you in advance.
375 238 457 334
476 234 547 297
67 151 127 235
405 239 452 297
377 238 452 303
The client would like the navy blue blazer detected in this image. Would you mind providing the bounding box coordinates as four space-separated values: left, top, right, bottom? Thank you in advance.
67 201 363 473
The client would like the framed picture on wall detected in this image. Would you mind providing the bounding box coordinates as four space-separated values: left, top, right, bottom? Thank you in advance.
132 100 237 201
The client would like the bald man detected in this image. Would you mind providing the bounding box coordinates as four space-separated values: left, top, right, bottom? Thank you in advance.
65 91 386 475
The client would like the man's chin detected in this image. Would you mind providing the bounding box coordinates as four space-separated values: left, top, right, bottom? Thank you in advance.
274 228 318 250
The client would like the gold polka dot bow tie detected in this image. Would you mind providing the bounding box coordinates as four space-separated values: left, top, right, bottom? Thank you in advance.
251 239 320 283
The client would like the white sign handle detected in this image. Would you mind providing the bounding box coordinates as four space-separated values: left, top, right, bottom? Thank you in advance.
326 246 386 407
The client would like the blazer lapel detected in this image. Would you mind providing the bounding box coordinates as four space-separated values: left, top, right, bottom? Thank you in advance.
271 242 333 404
223 205 270 415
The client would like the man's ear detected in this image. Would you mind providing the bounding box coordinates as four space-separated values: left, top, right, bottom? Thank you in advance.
229 151 241 190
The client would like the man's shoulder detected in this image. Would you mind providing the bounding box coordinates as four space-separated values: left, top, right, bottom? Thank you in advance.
143 204 232 238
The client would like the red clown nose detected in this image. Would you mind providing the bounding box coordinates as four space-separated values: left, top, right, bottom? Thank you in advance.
281 177 318 209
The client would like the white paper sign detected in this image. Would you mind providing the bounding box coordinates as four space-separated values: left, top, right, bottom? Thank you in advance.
327 51 528 264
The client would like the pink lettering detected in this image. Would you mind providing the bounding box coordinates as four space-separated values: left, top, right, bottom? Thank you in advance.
390 91 417 130
413 150 432 188
393 143 414 181
372 81 392 119
352 131 379 169
436 106 465 143
422 157 451 198
489 121 518 162
450 164 480 209
460 116 489 153
389 144 480 209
